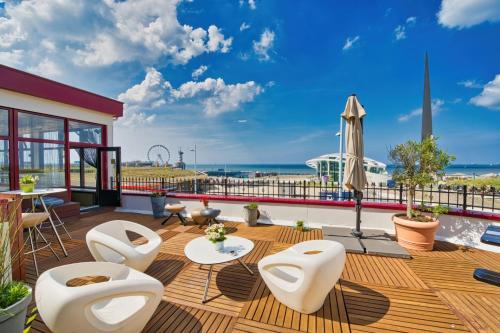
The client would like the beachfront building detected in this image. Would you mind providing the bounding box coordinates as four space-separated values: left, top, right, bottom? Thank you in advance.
306 153 389 184
0 65 123 210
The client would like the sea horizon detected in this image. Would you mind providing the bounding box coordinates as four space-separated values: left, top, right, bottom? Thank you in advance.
185 163 500 176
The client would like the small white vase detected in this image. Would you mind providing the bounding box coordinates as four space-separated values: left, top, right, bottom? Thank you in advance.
214 241 224 252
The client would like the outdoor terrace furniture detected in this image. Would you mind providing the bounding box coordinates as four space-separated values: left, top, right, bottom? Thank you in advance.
184 235 254 303
35 262 163 333
23 212 60 276
36 196 72 240
86 220 161 272
190 209 209 225
200 208 221 226
258 239 346 314
162 204 187 225
473 225 500 286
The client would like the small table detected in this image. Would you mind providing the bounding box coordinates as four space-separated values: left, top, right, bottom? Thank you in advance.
4 188 68 256
184 235 254 303
200 208 221 226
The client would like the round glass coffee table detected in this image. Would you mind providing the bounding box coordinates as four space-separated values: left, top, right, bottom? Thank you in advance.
184 235 254 303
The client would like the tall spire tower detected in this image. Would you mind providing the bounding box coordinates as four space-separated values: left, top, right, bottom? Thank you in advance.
421 53 433 141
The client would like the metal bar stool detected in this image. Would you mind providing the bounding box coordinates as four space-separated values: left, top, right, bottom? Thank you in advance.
162 204 187 225
36 196 72 239
23 212 61 276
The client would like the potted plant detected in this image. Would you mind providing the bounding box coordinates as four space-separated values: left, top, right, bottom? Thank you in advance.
389 137 454 251
243 202 260 226
1 198 32 332
205 223 226 252
19 175 38 193
201 198 209 208
150 192 166 218
296 220 305 232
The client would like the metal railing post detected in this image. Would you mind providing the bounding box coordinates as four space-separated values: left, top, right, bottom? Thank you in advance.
462 185 467 210
224 177 228 196
399 184 403 204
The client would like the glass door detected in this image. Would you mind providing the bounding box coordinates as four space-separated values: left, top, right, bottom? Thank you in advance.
96 147 121 206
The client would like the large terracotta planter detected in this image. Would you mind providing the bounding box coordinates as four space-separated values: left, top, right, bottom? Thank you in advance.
393 214 439 251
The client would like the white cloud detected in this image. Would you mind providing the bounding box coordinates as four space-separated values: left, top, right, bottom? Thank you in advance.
27 58 62 78
438 0 500 29
192 65 208 80
0 0 234 74
342 36 360 51
117 68 264 125
253 28 275 61
470 74 500 110
237 119 248 123
240 0 256 10
394 25 406 40
240 22 250 31
394 17 417 41
458 79 482 88
398 99 445 122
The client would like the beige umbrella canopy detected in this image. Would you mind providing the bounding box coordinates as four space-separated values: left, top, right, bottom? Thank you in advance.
341 94 367 192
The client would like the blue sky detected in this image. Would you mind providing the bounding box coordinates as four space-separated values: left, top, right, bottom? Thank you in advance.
1 0 499 164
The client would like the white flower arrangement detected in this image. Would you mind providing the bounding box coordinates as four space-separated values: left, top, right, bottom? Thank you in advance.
205 223 226 243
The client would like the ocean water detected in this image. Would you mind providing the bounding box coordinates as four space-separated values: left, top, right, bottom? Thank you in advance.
186 163 500 176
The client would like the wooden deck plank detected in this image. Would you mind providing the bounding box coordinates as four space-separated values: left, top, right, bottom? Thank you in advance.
23 211 500 333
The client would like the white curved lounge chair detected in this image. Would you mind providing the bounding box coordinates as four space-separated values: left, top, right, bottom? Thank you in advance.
258 240 346 314
86 220 161 272
35 262 163 333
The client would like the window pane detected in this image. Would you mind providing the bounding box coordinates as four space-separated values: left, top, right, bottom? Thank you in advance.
70 148 97 188
0 140 8 191
0 109 8 136
18 142 65 188
69 121 102 144
18 112 64 141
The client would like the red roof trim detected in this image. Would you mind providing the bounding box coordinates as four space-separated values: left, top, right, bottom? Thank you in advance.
0 65 123 117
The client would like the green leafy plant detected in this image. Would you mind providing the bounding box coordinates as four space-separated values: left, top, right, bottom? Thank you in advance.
0 281 29 309
19 175 38 185
245 202 258 210
1 198 31 310
389 137 454 220
418 204 449 219
150 191 164 198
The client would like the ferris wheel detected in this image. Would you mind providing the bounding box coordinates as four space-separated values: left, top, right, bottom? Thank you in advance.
147 145 170 166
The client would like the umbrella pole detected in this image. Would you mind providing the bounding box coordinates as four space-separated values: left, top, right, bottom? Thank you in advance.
352 190 363 238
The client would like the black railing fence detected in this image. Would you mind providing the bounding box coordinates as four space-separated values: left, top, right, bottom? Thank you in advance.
119 177 499 213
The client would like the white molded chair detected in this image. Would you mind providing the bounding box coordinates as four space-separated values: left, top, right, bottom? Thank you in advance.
86 220 161 272
258 240 346 314
35 262 163 333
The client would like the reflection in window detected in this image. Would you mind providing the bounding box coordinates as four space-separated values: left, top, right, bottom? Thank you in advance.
0 109 8 136
18 112 64 141
70 148 97 188
0 140 8 191
69 121 102 144
18 142 65 188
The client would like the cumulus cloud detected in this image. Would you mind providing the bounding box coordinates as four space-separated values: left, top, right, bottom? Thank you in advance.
342 36 360 51
458 79 482 88
398 99 445 122
117 68 264 125
192 65 208 80
470 74 500 110
437 0 500 29
253 28 275 61
0 0 233 77
394 16 417 41
240 22 250 31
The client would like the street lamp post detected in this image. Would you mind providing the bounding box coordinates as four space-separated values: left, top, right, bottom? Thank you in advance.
190 144 197 193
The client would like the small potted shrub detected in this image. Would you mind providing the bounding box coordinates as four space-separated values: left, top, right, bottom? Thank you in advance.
202 198 209 208
150 191 166 218
389 137 454 251
205 223 226 252
0 199 32 332
243 202 260 226
19 175 38 193
296 220 305 232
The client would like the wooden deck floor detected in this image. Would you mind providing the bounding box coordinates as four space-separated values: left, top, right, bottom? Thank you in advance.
25 210 500 333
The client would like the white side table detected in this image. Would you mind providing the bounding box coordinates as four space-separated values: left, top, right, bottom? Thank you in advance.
184 235 254 303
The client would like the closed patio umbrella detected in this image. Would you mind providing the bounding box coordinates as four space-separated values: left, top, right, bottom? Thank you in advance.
341 94 367 237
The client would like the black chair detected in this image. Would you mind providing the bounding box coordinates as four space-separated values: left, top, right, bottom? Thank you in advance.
473 225 500 286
